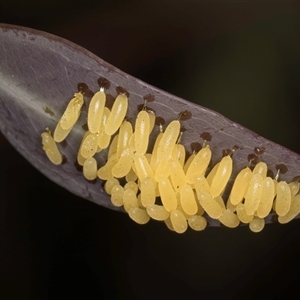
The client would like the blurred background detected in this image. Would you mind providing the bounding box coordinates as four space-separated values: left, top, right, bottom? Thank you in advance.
1 1 300 299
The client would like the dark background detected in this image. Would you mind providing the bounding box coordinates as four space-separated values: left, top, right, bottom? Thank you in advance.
1 2 300 299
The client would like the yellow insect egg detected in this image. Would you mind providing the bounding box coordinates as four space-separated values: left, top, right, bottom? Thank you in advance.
110 184 124 207
125 168 138 183
108 134 119 158
172 143 186 167
104 178 120 195
156 120 180 162
111 147 134 178
275 181 291 216
145 153 152 164
194 174 210 195
59 92 84 130
136 193 142 207
252 161 267 178
226 199 237 213
83 157 98 180
214 195 226 210
97 153 118 180
77 131 89 166
140 178 156 207
278 194 300 224
87 89 106 133
124 181 139 194
206 162 220 185
176 193 190 219
105 93 128 136
236 203 254 223
288 181 300 197
148 110 156 134
117 121 133 159
96 146 102 153
244 173 263 216
229 167 252 206
133 153 155 184
123 189 139 212
134 110 150 154
195 193 205 216
256 177 275 218
164 217 175 231
150 131 164 172
97 107 111 149
210 155 233 197
41 129 63 165
219 209 240 228
249 216 265 233
170 159 187 192
180 184 198 216
158 177 178 212
188 215 207 231
154 157 172 182
170 209 188 234
197 191 223 219
80 131 98 159
186 145 212 184
128 134 135 151
146 204 170 221
128 207 150 225
183 153 195 174
53 121 73 143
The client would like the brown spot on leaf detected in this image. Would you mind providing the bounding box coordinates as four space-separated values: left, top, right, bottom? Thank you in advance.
116 86 129 97
77 82 94 97
276 164 288 174
254 147 266 155
200 132 212 142
178 110 192 121
292 176 300 182
155 116 165 126
143 94 155 102
97 77 110 89
137 103 156 114
248 153 258 165
137 103 144 112
190 142 202 152
222 149 231 157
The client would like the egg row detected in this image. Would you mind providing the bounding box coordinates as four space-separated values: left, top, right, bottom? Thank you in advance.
41 88 300 233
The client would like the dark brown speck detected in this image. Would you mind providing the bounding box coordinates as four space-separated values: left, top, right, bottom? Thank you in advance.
116 86 129 97
143 94 155 102
276 164 288 174
155 116 165 126
200 132 212 142
97 77 110 90
178 110 192 121
190 142 202 152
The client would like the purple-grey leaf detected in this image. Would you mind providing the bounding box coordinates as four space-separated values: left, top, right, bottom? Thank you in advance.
1 23 300 226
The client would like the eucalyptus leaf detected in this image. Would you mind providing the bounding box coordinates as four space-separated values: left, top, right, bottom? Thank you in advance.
1 23 300 226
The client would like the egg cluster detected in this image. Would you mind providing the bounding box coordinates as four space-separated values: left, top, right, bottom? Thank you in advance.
41 84 300 233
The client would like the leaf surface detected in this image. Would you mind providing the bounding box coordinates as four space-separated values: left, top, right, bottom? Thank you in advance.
1 24 300 225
